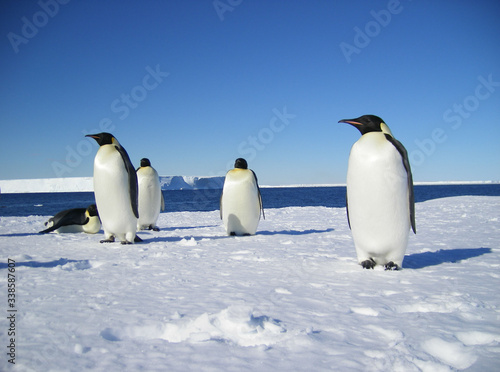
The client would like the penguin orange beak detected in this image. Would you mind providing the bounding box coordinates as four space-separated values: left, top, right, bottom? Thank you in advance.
338 119 362 126
85 134 99 139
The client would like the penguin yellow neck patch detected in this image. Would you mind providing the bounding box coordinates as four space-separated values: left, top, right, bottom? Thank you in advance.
380 123 393 137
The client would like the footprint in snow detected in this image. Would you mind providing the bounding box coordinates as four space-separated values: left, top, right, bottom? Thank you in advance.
455 331 500 346
350 307 379 317
100 305 299 347
421 337 477 370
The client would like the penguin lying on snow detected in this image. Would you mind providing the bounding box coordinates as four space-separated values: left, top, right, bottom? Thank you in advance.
86 132 141 244
137 158 165 231
339 115 416 270
39 204 100 234
220 158 264 236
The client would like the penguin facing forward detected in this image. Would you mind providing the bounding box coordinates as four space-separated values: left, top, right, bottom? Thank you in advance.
86 132 141 244
220 158 264 236
136 158 165 231
39 204 100 234
339 115 416 270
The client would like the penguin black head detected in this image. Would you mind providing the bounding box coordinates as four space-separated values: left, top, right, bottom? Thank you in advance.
234 158 248 169
140 158 151 167
339 115 386 135
85 132 117 146
87 204 99 217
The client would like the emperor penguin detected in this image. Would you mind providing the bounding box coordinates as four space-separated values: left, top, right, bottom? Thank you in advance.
339 115 416 270
136 158 165 231
220 158 265 236
86 132 140 244
39 204 100 234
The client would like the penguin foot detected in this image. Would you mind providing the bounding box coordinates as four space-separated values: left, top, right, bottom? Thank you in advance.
134 235 143 243
384 261 400 271
121 241 132 245
152 226 160 232
361 258 376 269
229 232 251 236
100 237 115 243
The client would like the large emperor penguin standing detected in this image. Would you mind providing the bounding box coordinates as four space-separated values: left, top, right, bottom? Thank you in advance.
339 115 416 270
136 158 165 231
86 132 140 244
220 158 264 236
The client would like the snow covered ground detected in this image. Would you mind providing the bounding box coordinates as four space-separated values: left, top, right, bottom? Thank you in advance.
0 195 499 371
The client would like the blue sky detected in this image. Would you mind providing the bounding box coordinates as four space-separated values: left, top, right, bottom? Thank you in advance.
1 0 499 185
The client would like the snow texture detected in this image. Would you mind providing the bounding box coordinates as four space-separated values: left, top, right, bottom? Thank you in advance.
0 196 499 371
0 176 224 193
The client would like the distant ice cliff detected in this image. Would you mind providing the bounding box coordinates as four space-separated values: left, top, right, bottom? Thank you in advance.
0 176 225 193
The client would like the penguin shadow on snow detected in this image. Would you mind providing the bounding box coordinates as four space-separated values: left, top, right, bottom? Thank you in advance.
0 258 90 270
159 224 220 232
258 228 334 236
0 232 40 238
136 224 225 243
403 247 492 269
149 234 234 244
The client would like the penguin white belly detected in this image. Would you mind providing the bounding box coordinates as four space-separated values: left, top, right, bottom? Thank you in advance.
347 133 410 266
93 145 137 242
137 168 162 230
221 169 261 235
82 215 101 234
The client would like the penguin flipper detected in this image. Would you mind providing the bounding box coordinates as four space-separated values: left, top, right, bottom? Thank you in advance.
39 224 60 234
251 170 265 220
39 208 87 233
219 190 223 220
39 217 56 233
384 134 416 234
115 145 139 219
219 176 226 220
160 191 165 212
345 192 351 230
258 191 265 220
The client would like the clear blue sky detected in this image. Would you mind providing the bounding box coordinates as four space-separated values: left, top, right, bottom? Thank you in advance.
1 0 499 185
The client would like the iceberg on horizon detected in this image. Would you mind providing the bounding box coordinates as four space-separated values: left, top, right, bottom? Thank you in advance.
0 176 225 194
